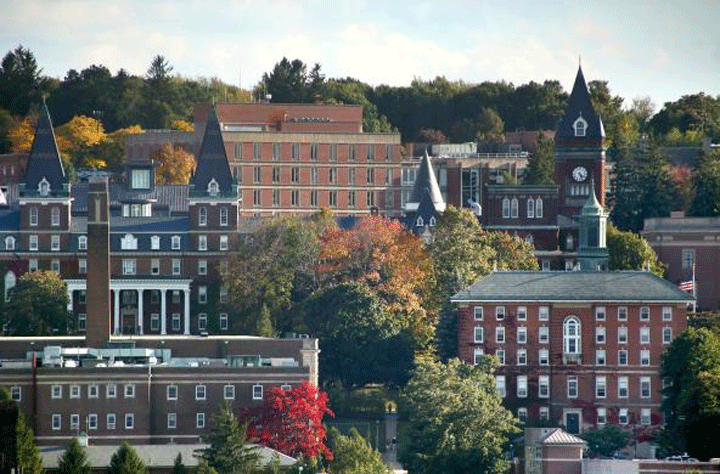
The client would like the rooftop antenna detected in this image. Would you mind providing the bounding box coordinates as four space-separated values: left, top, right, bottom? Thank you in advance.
579 55 582 67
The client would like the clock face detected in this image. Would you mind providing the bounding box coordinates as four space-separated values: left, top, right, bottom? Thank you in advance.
572 166 588 182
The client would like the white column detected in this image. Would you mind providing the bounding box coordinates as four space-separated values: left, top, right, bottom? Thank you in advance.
160 290 167 335
67 289 74 312
183 289 190 335
137 289 144 335
113 289 120 335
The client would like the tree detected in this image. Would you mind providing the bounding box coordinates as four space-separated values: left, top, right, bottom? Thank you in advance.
199 403 260 474
7 115 35 153
0 45 49 117
399 357 519 474
4 270 72 336
326 427 390 474
660 327 720 459
57 438 91 474
581 425 630 458
689 150 720 217
301 282 414 388
194 459 218 474
416 128 447 144
108 443 146 474
524 132 554 185
170 453 186 474
155 142 195 184
475 107 505 149
606 224 666 277
55 115 107 168
0 387 44 474
245 381 334 461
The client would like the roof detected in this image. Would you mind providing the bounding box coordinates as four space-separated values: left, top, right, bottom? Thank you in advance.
406 151 445 211
40 443 296 469
555 66 605 147
581 181 604 216
542 428 586 446
23 102 67 194
71 183 189 214
451 271 696 303
190 106 235 195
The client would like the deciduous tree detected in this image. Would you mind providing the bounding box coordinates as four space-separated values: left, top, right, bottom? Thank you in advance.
244 382 334 461
326 427 390 474
399 357 519 474
606 224 666 277
582 425 630 458
155 142 195 184
4 270 72 336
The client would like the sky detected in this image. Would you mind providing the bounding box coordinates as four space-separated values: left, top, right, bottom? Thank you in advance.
1 0 719 113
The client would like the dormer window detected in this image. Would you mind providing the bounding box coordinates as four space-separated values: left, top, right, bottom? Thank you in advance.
207 179 219 196
130 169 151 189
151 235 160 250
38 177 50 196
5 236 15 251
416 216 424 227
429 216 436 227
120 233 138 250
573 116 588 137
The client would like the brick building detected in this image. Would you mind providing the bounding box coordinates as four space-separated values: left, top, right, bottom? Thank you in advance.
452 267 693 435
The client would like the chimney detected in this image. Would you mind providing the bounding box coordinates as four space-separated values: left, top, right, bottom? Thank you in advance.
85 179 110 347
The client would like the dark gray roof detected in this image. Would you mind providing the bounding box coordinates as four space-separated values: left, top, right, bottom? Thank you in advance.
555 66 605 147
71 183 189 214
408 151 444 209
0 210 19 230
23 103 66 193
191 106 234 194
451 271 695 303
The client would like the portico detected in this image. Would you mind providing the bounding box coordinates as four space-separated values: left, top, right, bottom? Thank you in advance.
66 279 194 335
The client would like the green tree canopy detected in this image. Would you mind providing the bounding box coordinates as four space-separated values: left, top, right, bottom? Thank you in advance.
524 132 554 185
57 438 91 474
0 45 49 117
170 453 186 474
108 443 146 474
399 357 519 474
689 150 720 217
606 224 666 276
4 270 72 336
199 403 260 474
0 387 44 474
581 425 630 458
326 427 390 474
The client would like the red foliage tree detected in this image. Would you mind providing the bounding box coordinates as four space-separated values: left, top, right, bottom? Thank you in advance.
244 381 335 460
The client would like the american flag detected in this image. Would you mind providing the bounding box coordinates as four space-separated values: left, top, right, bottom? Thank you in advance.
679 279 694 293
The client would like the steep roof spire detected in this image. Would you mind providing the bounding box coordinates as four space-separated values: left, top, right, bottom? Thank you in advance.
190 105 235 196
23 101 67 196
555 64 605 147
405 150 445 212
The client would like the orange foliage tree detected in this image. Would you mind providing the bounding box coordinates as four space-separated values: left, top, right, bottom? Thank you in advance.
155 142 195 184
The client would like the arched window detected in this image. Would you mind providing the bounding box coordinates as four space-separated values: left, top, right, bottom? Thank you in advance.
416 216 424 227
29 207 38 226
38 177 50 196
525 234 534 244
151 235 160 250
573 116 587 137
199 207 207 226
502 198 510 218
564 317 581 354
527 198 535 218
207 178 219 196
120 233 138 250
511 198 519 218
535 198 544 218
4 236 15 250
429 216 436 227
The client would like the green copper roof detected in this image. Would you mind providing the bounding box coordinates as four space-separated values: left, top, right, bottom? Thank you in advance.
582 180 603 216
451 271 695 303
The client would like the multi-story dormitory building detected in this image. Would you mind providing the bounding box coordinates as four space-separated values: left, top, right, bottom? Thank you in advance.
0 104 319 446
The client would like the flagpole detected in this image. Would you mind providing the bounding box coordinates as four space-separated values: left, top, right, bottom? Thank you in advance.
692 263 697 313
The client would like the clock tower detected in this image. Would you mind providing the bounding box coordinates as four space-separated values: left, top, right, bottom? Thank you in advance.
554 65 606 218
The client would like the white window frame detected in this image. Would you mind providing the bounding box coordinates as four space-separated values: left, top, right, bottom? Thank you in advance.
195 384 206 400
662 306 672 321
253 384 263 400
29 234 38 251
220 313 228 330
70 414 80 430
51 207 60 226
220 235 229 251
198 235 207 251
70 385 80 399
495 306 505 320
597 407 606 425
198 260 207 275
517 375 528 398
496 326 505 344
52 414 61 430
618 326 628 344
88 414 98 430
618 349 628 366
539 349 549 366
539 326 549 344
517 326 527 344
517 349 527 366
224 384 235 400
78 235 87 250
125 413 134 430
539 306 549 321
196 412 205 429
596 326 606 344
107 413 116 430
172 235 181 250
618 376 629 398
474 326 483 343
51 234 60 251
495 349 505 365
88 384 99 399
564 317 581 355
618 306 629 321
151 235 160 250
107 384 117 398
168 413 177 429
640 377 651 399
473 306 483 320
596 349 606 366
539 375 550 398
640 327 650 344
596 376 607 399
167 384 178 400
567 376 578 398
473 348 484 365
641 349 651 366
619 408 629 425
124 384 135 398
496 375 506 398
517 306 527 321
52 385 62 399
663 327 672 344
640 306 650 321
198 207 207 226
595 306 606 321
641 408 651 425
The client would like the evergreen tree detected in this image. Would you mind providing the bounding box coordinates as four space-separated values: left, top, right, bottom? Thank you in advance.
108 442 147 474
326 427 390 474
198 403 260 474
689 150 720 217
57 438 91 474
255 304 276 338
524 132 554 185
0 387 44 474
194 459 218 474
170 453 186 474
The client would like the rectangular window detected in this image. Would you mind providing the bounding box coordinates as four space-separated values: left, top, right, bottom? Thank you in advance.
366 145 375 161
78 313 86 331
70 414 80 430
495 306 505 320
78 258 87 274
198 286 207 304
597 407 606 425
640 327 650 344
198 313 207 331
234 142 242 160
272 189 280 207
474 326 484 343
641 408 651 425
172 235 181 250
198 207 207 226
539 375 550 398
198 235 207 251
640 377 651 398
107 413 116 430
596 326 606 344
539 349 549 365
311 167 318 184
78 235 87 250
329 191 337 207
330 144 337 162
663 327 672 344
198 260 207 275
88 385 99 399
517 327 527 344
220 207 228 226
473 348 484 365
310 190 318 207
150 313 159 331
539 326 549 344
517 306 527 321
641 349 651 366
10 386 21 401
618 306 628 321
366 191 375 207
220 313 228 330
167 413 177 429
366 168 374 184
253 384 263 400
527 198 534 218
640 306 650 321
540 407 549 421
131 169 150 189
662 306 672 321
518 408 527 423
253 142 262 160
195 385 206 400
596 376 607 398
618 376 629 398
349 145 356 161
150 258 160 275
619 408 629 425
682 248 695 270
496 375 506 398
52 385 62 399
122 259 136 275
125 384 135 398
29 235 38 251
495 349 505 365
224 385 235 400
125 414 134 430
30 207 38 226
272 143 280 161
29 259 38 271
517 376 528 398
618 349 628 366
618 326 628 344
70 385 80 399
197 412 206 429
88 414 98 430
595 306 606 321
167 385 178 400
517 349 527 365
51 259 60 273
172 259 181 275
596 349 606 366
539 306 549 321
253 166 261 183
310 143 319 161
52 414 61 430
219 235 229 251
568 376 578 398
107 384 116 398
51 235 60 251
291 189 300 207
292 143 300 161
496 327 505 343
172 313 181 331
272 167 280 183
474 307 483 320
